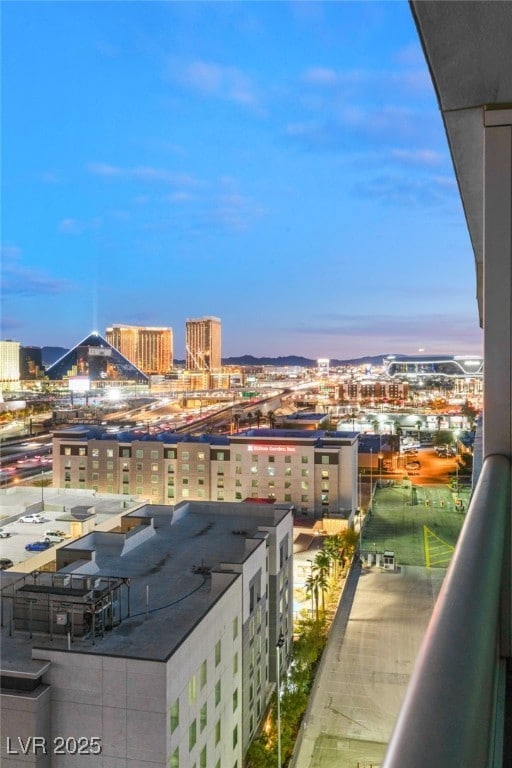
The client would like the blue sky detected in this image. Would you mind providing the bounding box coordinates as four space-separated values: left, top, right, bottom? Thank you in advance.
2 1 483 360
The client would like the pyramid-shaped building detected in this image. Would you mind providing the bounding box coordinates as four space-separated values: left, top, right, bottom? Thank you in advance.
45 332 148 383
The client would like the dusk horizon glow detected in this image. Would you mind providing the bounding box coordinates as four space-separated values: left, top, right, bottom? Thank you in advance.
2 1 483 360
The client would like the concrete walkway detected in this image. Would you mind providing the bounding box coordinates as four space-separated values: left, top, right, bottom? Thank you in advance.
290 562 445 768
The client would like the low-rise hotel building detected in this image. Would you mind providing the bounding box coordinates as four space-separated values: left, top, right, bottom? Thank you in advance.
52 427 359 519
1 501 293 767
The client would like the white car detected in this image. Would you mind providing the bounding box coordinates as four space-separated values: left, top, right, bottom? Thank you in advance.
43 530 65 543
19 514 46 524
0 529 11 538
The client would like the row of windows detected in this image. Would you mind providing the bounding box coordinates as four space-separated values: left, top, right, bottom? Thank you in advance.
63 447 333 465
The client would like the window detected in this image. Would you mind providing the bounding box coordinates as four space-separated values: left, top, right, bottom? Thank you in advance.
215 640 221 666
182 477 189 485
168 489 175 499
198 478 204 486
198 451 205 460
182 489 189 498
301 494 308 502
235 453 241 462
252 455 258 463
301 456 308 464
151 450 158 459
284 481 291 489
235 492 242 500
215 680 221 706
107 473 113 481
92 449 99 457
64 447 71 456
233 652 238 675
92 461 99 469
170 700 179 733
285 467 292 476
168 477 175 486
233 617 238 639
268 455 275 462
92 473 99 481
136 474 143 483
182 463 189 472
217 468 224 476
232 725 238 749
322 481 329 491
170 747 179 768
251 479 258 488
189 720 197 750
136 450 144 459
284 455 291 463
121 448 130 457
268 481 275 489
189 675 197 703
200 703 207 732
182 451 189 460
197 464 204 473
301 468 308 477
251 466 258 475
321 470 329 479
284 494 292 502
122 462 129 470
79 447 87 456
232 688 238 712
215 719 221 745
267 467 275 476
151 463 158 472
200 746 207 768
235 479 242 487
151 475 159 483
217 492 224 501
136 462 143 470
321 455 329 464
200 660 207 688
301 481 309 490
217 452 225 461
136 487 143 495
198 489 205 498
235 466 242 475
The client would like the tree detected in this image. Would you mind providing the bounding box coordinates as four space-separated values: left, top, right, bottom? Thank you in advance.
247 411 254 428
267 410 276 428
313 551 330 611
304 573 320 620
232 413 240 433
255 409 263 428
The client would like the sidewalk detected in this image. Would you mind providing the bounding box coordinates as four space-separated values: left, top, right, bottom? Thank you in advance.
290 562 445 768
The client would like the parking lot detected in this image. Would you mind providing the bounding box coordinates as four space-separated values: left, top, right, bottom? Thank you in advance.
0 511 75 569
362 481 467 567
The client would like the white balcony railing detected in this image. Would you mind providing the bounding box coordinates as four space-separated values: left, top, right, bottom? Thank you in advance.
383 453 510 767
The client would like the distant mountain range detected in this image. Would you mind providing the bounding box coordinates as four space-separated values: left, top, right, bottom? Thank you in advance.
41 348 421 369
41 346 398 368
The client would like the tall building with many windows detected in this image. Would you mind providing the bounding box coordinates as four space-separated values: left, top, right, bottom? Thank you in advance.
106 325 173 375
186 317 221 372
0 340 20 383
0 501 293 766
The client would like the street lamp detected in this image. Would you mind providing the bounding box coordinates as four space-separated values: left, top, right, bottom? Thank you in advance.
40 470 44 509
276 632 285 768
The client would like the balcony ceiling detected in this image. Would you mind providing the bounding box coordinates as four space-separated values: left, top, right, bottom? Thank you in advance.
411 1 512 320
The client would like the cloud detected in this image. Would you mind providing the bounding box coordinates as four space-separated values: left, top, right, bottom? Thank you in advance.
1 245 75 297
87 162 202 187
58 218 84 234
289 313 482 353
389 148 444 167
169 59 261 109
352 173 458 208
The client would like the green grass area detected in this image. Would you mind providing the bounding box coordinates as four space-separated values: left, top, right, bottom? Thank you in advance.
361 483 466 567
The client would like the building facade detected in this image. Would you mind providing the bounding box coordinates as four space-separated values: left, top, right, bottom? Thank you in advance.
0 501 293 767
0 340 20 383
52 427 358 518
186 317 221 372
106 325 173 375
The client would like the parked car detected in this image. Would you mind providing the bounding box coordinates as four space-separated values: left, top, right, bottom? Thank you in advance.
44 529 70 540
43 531 64 543
25 540 52 552
0 558 14 570
0 528 11 538
19 514 45 524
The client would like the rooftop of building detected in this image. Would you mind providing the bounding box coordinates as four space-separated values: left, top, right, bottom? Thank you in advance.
0 501 291 669
51 425 359 446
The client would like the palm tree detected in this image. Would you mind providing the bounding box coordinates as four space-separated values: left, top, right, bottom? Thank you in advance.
267 410 276 428
255 409 263 428
313 551 331 612
247 412 254 428
232 413 240 433
304 573 319 620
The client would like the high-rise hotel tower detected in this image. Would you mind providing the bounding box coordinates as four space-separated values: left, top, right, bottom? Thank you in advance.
105 324 173 375
186 316 221 371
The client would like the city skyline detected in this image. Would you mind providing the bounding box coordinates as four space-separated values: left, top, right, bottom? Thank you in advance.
2 1 482 359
